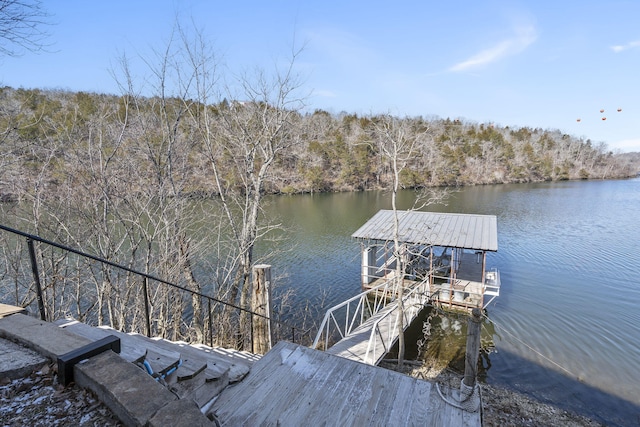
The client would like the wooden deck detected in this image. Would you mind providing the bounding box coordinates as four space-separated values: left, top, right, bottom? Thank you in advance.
362 275 422 293
210 341 480 426
431 251 490 313
0 303 27 319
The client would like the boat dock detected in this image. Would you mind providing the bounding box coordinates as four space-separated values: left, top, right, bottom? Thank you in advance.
355 210 500 315
314 209 500 368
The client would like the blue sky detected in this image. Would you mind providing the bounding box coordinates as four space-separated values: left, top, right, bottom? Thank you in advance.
1 0 639 152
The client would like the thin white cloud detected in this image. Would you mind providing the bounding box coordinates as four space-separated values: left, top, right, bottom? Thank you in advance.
449 25 537 72
313 89 337 98
611 40 640 53
610 138 640 153
306 28 377 70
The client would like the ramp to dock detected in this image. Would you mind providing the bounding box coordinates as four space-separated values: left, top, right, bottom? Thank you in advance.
210 341 480 426
325 279 429 365
326 295 425 365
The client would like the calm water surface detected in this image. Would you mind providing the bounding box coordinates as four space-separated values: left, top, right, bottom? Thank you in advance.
259 179 640 426
2 179 637 424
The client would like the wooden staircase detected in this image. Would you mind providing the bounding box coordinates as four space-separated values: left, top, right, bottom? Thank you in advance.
54 318 260 410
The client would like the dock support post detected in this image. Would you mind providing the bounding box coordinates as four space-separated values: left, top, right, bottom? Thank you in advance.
251 264 272 354
461 307 482 411
362 246 376 287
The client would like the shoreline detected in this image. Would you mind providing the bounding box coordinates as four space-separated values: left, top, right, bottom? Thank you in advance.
379 361 604 426
480 382 603 427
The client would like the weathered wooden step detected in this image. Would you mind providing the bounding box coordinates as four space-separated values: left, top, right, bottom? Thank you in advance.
190 343 259 383
138 347 181 378
54 319 204 381
168 365 231 408
147 338 256 383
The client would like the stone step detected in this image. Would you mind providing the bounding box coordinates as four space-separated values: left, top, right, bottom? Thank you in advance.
0 314 90 361
55 319 260 380
116 336 251 408
54 319 144 362
1 315 214 425
74 350 211 426
55 318 261 408
0 337 48 380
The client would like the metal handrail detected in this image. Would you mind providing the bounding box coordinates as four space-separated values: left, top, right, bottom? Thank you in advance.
311 276 400 350
0 223 303 349
363 277 430 364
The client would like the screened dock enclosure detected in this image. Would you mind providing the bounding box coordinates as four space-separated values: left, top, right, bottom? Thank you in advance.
351 210 500 312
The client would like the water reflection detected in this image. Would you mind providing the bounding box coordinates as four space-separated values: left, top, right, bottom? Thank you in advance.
395 307 497 382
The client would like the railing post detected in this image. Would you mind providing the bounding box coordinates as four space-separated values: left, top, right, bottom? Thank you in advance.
27 238 46 321
362 246 376 287
142 277 151 337
250 314 254 353
208 298 213 347
251 264 273 354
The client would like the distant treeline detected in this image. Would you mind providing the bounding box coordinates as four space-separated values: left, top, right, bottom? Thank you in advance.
0 86 637 202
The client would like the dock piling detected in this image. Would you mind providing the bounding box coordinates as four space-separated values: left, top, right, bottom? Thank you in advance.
460 307 482 411
251 264 273 354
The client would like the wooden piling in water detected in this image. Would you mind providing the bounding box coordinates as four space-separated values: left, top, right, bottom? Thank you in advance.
463 308 482 388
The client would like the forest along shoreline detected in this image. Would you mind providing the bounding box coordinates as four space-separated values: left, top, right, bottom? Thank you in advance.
1 88 639 205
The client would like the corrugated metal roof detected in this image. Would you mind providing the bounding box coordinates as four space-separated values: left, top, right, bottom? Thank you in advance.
351 210 498 251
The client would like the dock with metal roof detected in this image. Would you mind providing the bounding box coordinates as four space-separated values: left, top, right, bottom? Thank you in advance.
351 210 498 251
353 209 500 313
313 209 500 376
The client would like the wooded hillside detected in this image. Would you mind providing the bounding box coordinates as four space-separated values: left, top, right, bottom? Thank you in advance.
0 87 635 202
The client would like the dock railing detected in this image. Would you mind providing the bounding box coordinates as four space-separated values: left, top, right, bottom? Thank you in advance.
362 277 430 364
311 275 400 351
429 267 500 311
483 268 501 306
0 223 304 352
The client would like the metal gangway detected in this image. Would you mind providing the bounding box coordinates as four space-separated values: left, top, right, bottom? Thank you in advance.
312 275 430 365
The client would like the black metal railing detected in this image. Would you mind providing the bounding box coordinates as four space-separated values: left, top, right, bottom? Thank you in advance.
0 223 303 352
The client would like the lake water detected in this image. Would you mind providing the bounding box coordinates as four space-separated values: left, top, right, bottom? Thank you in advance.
258 179 640 426
2 179 638 424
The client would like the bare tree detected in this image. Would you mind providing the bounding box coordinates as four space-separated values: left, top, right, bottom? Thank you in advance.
0 0 51 57
181 31 307 345
371 114 447 367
